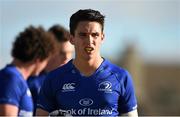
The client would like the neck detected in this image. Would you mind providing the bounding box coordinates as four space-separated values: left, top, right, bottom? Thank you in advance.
59 54 72 66
73 55 103 76
12 59 35 80
45 54 72 72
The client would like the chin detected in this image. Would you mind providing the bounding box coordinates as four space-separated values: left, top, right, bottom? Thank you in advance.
84 54 94 60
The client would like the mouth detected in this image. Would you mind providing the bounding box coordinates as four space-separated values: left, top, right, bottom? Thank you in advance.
84 47 94 53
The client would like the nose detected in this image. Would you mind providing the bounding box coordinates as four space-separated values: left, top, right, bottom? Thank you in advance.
86 35 93 44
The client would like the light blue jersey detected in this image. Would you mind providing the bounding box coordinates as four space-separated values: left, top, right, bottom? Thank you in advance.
0 64 33 116
37 59 137 116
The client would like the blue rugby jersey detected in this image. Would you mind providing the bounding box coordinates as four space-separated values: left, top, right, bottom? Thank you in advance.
0 64 33 116
27 72 47 115
37 59 137 116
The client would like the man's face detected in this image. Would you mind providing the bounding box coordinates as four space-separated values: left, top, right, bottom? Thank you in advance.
71 21 104 60
59 41 74 60
45 41 74 72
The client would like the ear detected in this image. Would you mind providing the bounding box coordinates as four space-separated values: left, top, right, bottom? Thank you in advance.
69 35 75 45
101 33 105 42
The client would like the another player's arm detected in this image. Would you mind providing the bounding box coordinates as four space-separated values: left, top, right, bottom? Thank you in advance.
36 108 49 116
0 104 18 116
121 109 138 117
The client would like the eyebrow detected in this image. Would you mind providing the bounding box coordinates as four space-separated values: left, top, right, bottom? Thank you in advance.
78 32 99 35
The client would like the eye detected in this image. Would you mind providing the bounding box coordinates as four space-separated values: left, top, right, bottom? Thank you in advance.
79 33 87 37
91 33 99 37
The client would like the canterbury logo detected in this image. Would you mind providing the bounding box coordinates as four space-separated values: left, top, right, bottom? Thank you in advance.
62 83 75 90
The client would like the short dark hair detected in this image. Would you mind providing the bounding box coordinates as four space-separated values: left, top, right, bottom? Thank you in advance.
70 9 105 35
48 24 70 42
11 25 56 63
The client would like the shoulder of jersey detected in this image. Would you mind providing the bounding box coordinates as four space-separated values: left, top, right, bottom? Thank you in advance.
105 60 129 82
0 66 25 90
0 66 21 81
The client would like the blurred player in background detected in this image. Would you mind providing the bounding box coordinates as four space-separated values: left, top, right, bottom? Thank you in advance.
27 24 74 115
0 26 56 116
45 24 74 72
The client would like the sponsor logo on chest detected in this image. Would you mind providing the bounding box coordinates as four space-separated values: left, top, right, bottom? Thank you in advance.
98 81 112 93
79 98 93 106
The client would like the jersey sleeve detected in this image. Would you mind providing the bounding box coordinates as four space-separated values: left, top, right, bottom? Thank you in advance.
37 73 57 112
0 75 22 107
118 70 137 114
